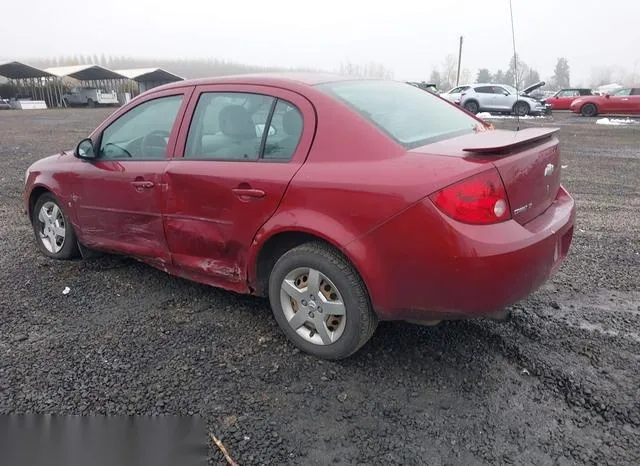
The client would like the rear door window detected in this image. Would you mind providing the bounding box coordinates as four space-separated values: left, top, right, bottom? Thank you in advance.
184 92 275 161
262 100 303 161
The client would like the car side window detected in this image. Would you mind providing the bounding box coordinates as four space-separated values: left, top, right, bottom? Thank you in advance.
99 95 183 160
475 86 493 94
491 86 508 95
262 100 303 161
184 92 275 161
631 89 640 96
613 89 631 96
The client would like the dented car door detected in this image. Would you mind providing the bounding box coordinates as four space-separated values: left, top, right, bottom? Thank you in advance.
73 88 193 265
162 84 316 290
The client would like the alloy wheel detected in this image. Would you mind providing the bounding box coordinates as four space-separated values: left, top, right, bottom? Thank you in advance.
37 201 66 254
279 267 347 345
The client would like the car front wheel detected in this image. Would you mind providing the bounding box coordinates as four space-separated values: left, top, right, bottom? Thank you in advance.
463 101 479 114
513 101 530 116
268 242 377 360
32 192 79 260
581 103 598 117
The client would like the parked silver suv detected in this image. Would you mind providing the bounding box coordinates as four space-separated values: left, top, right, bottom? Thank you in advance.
458 82 550 116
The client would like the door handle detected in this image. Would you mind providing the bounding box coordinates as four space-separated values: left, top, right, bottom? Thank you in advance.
131 180 155 189
232 187 265 200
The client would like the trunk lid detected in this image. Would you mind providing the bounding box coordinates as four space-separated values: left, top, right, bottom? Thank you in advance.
410 127 562 225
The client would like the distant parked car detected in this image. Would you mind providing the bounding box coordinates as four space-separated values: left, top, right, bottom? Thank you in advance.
544 88 593 110
0 97 11 110
439 85 472 104
569 87 640 116
23 74 575 359
459 82 551 116
63 86 119 107
406 81 439 93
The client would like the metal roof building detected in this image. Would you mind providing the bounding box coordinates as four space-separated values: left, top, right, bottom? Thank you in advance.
114 68 184 93
0 61 58 107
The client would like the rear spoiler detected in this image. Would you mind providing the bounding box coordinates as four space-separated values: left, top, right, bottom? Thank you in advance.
463 127 560 154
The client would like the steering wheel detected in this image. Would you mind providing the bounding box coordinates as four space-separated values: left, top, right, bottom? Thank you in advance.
141 130 170 157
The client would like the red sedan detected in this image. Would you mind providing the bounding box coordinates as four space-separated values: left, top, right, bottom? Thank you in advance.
544 88 593 110
570 87 640 116
24 74 576 359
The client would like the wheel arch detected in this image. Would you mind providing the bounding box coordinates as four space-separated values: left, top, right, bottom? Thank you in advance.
248 228 371 303
463 98 480 109
513 100 530 109
28 185 53 219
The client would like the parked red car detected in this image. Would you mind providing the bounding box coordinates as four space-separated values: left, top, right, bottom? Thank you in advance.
24 74 576 359
544 88 593 110
570 87 640 116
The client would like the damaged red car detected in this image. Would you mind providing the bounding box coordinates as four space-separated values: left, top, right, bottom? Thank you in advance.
24 74 576 359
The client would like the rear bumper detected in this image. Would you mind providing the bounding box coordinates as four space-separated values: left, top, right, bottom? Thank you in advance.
346 186 576 321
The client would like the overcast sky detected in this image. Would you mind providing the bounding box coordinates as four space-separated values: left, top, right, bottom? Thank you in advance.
2 0 638 84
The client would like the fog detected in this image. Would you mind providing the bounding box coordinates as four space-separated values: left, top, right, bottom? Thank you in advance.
2 0 638 85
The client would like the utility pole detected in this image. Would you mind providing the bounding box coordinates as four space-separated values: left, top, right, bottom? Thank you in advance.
456 35 463 86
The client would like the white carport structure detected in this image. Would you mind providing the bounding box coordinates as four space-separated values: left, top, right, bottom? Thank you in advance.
0 61 59 108
114 68 184 94
44 65 129 106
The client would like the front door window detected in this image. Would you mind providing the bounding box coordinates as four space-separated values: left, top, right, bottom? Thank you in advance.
99 95 184 160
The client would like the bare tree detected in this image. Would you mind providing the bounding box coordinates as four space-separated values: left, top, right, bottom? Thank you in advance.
440 54 458 91
338 60 394 79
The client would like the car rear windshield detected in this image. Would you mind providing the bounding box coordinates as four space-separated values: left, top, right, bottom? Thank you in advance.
317 80 480 148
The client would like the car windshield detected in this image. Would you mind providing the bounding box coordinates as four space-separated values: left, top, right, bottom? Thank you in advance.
317 80 480 148
502 84 517 94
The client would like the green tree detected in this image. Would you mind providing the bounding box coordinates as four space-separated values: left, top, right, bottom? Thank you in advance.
476 68 492 83
505 54 528 89
493 69 505 84
553 57 570 88
429 69 441 88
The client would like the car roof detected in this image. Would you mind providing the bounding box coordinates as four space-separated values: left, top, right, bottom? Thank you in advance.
148 72 362 93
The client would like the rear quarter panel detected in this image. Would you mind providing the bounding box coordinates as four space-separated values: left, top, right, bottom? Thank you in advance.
247 88 493 288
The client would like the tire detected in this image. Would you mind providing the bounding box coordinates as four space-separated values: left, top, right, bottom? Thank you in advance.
268 241 377 360
581 103 598 117
31 192 79 260
513 101 530 116
463 100 479 114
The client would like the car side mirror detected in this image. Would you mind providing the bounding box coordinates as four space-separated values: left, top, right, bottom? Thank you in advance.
75 138 96 159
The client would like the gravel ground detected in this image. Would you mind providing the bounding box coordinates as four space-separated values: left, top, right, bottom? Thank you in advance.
1 108 639 465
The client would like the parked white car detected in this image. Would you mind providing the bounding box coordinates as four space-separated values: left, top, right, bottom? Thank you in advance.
63 87 119 107
439 85 472 104
458 82 551 116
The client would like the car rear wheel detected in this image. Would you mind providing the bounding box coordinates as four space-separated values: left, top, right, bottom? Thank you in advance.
513 101 530 116
268 242 377 360
581 103 598 117
463 101 479 114
32 193 79 260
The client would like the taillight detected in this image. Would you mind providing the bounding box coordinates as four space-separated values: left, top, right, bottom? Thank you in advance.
429 168 511 225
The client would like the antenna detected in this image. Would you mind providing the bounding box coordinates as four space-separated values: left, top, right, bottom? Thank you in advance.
509 0 520 131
